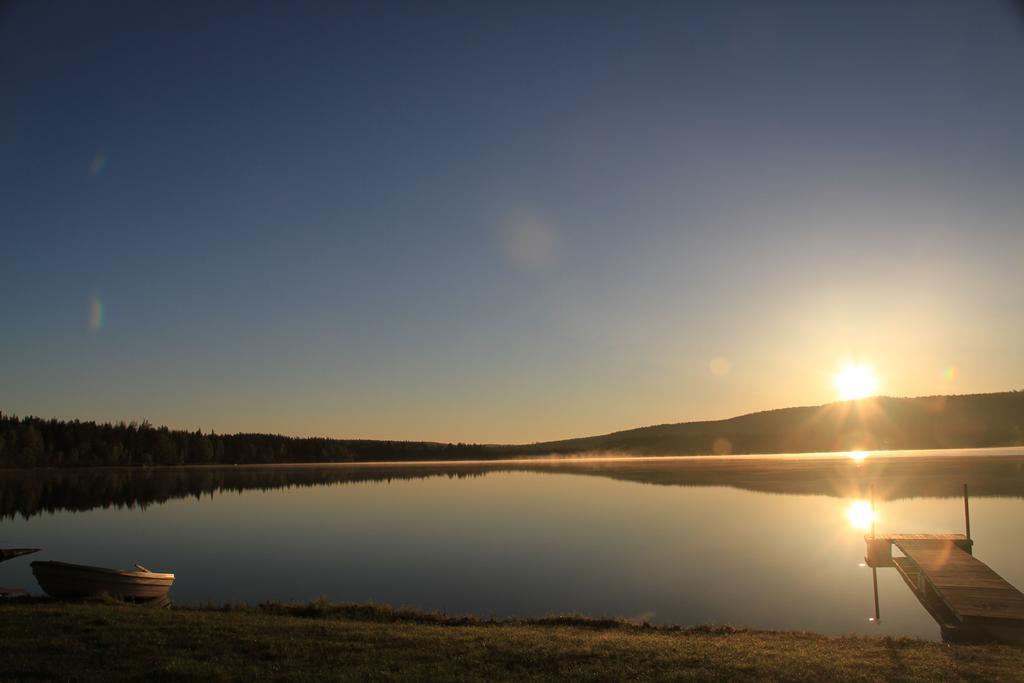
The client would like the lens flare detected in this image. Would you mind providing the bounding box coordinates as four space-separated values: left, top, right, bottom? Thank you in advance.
848 450 868 463
89 293 104 331
88 151 107 176
502 217 560 271
709 357 731 376
944 366 958 381
846 500 876 531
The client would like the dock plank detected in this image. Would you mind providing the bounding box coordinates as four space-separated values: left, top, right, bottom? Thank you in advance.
876 533 970 541
895 539 1024 623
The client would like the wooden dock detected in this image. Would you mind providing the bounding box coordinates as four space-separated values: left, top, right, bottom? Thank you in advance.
865 534 1024 643
865 533 972 567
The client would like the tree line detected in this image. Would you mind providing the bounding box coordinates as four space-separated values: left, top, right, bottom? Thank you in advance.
0 414 495 468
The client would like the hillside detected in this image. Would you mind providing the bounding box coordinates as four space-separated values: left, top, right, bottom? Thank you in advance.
506 390 1024 456
1 390 1022 467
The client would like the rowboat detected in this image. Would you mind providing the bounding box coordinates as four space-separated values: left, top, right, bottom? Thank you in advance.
31 561 175 602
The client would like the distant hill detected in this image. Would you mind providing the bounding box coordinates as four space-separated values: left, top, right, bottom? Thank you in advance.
1 390 1022 467
502 390 1024 457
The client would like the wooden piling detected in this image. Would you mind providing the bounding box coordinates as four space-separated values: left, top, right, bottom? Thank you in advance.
963 484 971 541
869 484 875 540
871 567 880 623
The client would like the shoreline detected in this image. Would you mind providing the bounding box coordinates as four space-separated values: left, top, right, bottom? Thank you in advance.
2 444 1023 472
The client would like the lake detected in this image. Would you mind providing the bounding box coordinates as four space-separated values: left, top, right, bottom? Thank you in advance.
2 448 1023 641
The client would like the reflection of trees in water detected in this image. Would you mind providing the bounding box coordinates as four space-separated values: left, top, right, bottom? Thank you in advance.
2 456 1022 520
0 467 490 520
566 455 1024 501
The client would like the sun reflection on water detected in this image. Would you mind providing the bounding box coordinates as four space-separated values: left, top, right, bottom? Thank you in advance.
846 500 876 531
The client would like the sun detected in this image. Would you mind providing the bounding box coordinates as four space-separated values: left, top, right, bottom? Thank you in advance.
835 363 879 400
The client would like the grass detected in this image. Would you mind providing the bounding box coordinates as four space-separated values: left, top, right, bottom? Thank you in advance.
0 599 1021 681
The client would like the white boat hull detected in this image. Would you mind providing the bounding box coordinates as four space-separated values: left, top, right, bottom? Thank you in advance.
31 561 174 602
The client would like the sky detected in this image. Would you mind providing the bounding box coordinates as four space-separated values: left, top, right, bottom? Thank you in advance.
2 1 1022 443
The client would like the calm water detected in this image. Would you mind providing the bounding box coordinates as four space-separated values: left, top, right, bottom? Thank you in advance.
2 448 1023 641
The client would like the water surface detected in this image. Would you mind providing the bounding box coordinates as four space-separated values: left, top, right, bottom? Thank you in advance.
2 448 1022 641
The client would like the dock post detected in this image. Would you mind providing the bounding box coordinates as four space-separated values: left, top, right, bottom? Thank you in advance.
871 567 880 623
870 484 875 540
963 484 971 541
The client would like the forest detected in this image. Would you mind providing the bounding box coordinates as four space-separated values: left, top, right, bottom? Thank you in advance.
0 415 492 468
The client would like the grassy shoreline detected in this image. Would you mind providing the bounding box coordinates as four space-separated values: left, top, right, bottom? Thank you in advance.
0 599 1021 681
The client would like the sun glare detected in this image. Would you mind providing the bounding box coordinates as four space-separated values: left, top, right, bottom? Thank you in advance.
835 363 878 400
846 500 876 531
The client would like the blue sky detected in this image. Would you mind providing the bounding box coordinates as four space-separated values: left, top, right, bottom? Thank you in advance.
2 1 1022 442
